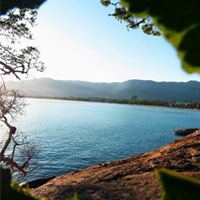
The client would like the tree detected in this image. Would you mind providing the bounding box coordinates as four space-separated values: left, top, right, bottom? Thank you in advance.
2 0 200 74
101 0 200 75
100 0 161 36
0 88 40 177
131 95 138 100
1 1 200 199
0 8 44 79
0 8 44 177
120 0 200 74
0 0 46 15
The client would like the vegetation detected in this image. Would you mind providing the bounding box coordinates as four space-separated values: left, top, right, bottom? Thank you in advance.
1 1 200 200
0 8 44 177
0 165 43 200
0 89 41 177
6 78 200 103
0 8 44 79
104 1 200 199
100 0 161 36
0 4 77 200
0 0 46 15
120 0 200 74
1 165 79 200
156 168 200 200
25 95 200 110
102 0 200 73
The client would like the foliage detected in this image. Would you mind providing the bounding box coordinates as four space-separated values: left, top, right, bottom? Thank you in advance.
0 88 41 177
0 8 45 80
0 8 44 177
131 95 138 100
1 1 200 200
100 0 161 35
0 165 43 200
120 0 200 74
3 162 200 200
27 96 200 110
66 193 79 200
156 168 200 200
1 165 80 200
101 2 200 195
0 0 46 15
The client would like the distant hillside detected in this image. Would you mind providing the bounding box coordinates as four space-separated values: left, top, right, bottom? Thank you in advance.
5 78 200 102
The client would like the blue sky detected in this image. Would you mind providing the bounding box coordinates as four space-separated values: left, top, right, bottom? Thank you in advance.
28 0 200 82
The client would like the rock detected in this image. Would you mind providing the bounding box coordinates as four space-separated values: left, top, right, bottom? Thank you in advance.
172 128 199 136
30 130 200 200
19 176 56 188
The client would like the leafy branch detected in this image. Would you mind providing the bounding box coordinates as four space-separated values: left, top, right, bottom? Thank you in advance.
0 8 44 178
0 8 45 80
100 0 161 36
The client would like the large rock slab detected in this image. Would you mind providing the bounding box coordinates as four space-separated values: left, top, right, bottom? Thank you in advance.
31 130 200 200
172 128 199 136
19 176 56 188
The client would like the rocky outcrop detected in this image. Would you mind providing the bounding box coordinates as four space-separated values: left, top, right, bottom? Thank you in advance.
172 128 199 136
19 176 56 188
30 130 200 200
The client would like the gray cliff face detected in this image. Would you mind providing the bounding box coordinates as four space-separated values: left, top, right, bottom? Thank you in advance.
31 130 200 200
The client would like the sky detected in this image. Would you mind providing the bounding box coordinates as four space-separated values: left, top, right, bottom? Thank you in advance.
18 0 200 83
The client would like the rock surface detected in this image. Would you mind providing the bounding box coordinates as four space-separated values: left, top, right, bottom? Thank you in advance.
31 130 200 200
172 128 199 136
19 176 56 188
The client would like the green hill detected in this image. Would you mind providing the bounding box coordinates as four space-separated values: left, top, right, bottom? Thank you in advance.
5 78 200 102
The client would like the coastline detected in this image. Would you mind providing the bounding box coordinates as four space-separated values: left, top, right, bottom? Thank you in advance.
24 95 200 112
30 130 200 200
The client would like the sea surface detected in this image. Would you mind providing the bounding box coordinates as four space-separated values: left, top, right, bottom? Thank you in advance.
3 98 200 182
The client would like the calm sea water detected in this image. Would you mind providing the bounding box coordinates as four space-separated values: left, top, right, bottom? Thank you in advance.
7 98 200 182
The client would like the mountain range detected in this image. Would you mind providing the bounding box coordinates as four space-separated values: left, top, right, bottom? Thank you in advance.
5 78 200 102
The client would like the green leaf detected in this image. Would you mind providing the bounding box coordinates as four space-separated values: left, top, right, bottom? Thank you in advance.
0 165 44 200
155 168 200 200
120 0 200 74
65 192 79 200
100 0 111 7
0 0 46 15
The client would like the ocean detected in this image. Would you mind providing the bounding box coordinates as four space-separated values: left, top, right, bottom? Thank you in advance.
4 98 199 182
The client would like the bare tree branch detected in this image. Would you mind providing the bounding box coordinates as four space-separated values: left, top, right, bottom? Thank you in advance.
0 8 44 178
0 87 41 178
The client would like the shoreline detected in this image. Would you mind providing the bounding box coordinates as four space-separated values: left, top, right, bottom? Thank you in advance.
24 95 200 112
21 128 199 189
30 130 200 200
